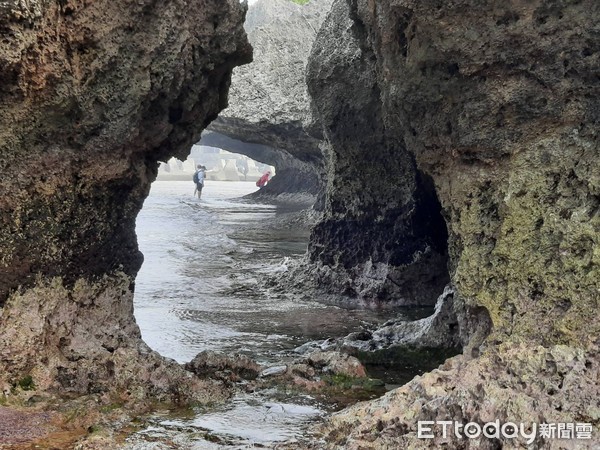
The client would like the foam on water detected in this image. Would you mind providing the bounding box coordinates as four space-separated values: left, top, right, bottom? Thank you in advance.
132 180 399 447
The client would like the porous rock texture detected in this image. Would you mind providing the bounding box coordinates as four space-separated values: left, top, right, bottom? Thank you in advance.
343 285 462 351
205 0 333 197
306 0 600 447
0 0 251 402
305 0 450 306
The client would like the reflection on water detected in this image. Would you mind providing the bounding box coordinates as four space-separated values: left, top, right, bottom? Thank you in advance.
126 393 325 449
132 181 409 447
165 393 323 444
134 181 396 365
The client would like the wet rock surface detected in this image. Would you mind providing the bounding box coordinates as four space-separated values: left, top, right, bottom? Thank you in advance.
260 365 289 378
305 0 600 447
0 0 250 403
181 348 384 411
339 285 462 351
185 351 261 382
304 351 367 379
183 349 373 393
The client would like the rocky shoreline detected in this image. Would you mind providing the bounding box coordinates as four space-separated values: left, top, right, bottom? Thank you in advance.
0 346 387 449
1 0 598 448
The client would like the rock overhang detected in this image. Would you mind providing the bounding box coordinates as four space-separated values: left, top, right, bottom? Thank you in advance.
0 0 252 399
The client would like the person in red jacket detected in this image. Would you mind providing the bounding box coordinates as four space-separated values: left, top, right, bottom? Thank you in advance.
256 171 271 188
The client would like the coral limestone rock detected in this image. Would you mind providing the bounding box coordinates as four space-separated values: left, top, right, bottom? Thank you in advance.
308 0 599 447
0 0 251 400
306 0 450 306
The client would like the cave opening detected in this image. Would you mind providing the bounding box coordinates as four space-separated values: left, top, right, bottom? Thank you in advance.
155 141 276 185
346 165 462 386
412 170 450 263
132 139 296 362
381 164 452 308
199 130 323 198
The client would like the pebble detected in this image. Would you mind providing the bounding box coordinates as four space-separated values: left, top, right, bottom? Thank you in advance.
260 365 288 377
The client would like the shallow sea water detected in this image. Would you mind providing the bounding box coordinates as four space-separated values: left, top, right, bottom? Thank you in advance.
131 180 415 448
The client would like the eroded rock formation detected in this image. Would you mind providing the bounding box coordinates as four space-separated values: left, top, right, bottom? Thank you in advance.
342 286 462 351
307 0 599 447
204 0 333 197
0 0 251 401
305 0 450 306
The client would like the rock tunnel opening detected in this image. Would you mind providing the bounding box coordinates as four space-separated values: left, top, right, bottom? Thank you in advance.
132 128 323 371
200 130 322 199
155 143 276 186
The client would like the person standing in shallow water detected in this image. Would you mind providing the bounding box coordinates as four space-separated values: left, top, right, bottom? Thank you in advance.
193 165 206 199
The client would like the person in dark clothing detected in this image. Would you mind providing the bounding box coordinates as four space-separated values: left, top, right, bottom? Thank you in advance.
193 165 206 198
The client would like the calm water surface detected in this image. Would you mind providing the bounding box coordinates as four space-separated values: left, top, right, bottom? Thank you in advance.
131 181 404 448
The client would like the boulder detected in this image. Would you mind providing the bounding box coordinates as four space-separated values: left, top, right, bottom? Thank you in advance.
305 351 367 379
259 365 288 378
185 351 261 381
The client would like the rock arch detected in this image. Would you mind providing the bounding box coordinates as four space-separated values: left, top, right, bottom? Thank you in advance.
0 0 251 401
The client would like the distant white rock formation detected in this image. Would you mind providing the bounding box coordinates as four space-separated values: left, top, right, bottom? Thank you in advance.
156 145 274 182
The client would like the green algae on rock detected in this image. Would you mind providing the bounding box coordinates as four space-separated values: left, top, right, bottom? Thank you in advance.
306 0 600 447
